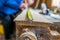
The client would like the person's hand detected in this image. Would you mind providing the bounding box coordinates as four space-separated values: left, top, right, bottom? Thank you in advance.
28 0 34 5
19 0 34 9
19 3 28 9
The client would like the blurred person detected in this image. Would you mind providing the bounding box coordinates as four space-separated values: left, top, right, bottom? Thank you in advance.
41 2 48 15
0 0 34 40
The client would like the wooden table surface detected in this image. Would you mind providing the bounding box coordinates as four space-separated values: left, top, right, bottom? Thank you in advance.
14 9 60 40
14 9 53 27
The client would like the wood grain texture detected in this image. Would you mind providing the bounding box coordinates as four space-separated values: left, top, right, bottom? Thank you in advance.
14 9 53 40
14 9 53 24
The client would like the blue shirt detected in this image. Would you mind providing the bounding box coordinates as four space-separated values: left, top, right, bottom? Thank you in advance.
0 0 23 17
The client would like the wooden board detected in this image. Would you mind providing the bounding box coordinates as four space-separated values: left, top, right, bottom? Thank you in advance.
14 9 27 21
14 9 53 24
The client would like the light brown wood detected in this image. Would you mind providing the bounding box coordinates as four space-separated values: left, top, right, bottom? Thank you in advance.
42 0 45 3
14 9 53 23
14 9 53 27
30 0 52 9
14 9 53 40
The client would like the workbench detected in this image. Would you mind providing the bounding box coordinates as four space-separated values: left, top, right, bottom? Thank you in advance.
14 9 53 27
14 9 54 40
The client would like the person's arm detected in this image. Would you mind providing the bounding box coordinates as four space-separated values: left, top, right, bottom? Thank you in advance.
5 0 24 9
0 0 5 8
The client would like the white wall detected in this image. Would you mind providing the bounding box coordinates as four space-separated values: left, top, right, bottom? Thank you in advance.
52 0 60 7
